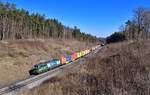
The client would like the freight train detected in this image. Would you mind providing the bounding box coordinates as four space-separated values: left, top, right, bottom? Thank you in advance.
29 45 101 75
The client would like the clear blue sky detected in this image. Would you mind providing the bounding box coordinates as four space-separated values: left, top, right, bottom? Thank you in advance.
1 0 150 37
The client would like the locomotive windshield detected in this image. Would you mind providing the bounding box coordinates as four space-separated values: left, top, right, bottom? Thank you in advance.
34 64 46 68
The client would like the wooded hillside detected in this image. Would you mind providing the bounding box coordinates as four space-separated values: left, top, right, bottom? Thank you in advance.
106 7 150 43
122 7 150 40
0 2 99 43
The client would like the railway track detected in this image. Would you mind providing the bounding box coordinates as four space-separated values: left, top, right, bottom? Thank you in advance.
0 46 103 95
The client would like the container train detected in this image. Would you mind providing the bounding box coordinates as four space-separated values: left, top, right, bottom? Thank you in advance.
29 45 102 75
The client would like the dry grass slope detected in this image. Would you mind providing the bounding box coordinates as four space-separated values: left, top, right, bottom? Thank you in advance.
26 41 150 95
0 39 93 87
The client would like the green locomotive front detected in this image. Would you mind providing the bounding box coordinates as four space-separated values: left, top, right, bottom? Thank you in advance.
29 63 49 75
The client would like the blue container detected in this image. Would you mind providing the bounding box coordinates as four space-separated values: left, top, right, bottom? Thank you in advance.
66 56 72 63
46 59 61 69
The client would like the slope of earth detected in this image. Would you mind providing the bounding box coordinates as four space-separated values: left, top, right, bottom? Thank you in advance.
26 41 150 95
0 39 93 87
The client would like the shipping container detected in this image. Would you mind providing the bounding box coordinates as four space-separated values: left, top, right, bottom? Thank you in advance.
81 51 84 57
66 56 72 63
84 50 87 55
60 57 66 65
82 51 84 56
77 52 80 58
79 51 82 57
88 49 90 53
77 52 82 58
71 53 77 61
84 50 86 55
46 59 61 69
92 46 96 51
80 51 82 56
86 49 89 54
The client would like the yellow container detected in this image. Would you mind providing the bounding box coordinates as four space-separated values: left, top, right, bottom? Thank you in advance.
77 52 80 58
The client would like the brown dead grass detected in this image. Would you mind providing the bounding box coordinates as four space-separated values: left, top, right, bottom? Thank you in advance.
26 40 150 95
0 39 93 87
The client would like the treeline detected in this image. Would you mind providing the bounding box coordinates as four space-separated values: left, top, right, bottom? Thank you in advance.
0 2 99 43
106 32 125 44
107 7 150 43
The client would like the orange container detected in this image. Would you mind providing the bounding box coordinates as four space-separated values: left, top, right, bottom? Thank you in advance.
71 53 77 61
60 57 66 65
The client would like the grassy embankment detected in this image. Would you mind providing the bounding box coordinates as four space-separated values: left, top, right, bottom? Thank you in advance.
0 39 93 87
27 41 150 95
